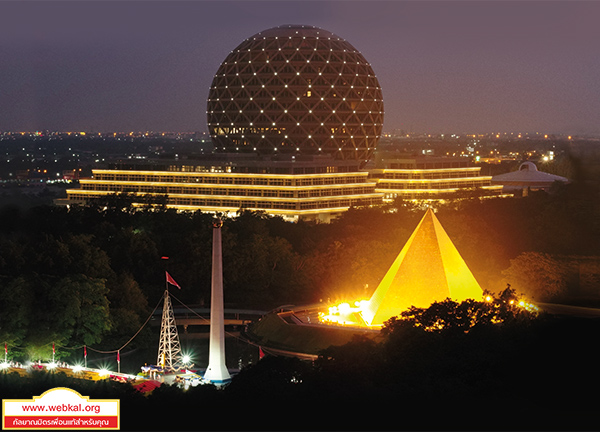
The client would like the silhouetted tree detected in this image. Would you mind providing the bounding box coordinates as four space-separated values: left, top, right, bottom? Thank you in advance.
502 252 571 301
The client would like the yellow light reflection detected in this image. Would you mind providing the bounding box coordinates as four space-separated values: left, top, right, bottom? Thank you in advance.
319 295 539 329
318 300 370 326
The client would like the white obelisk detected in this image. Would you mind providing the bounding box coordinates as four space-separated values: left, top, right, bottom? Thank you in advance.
203 218 231 384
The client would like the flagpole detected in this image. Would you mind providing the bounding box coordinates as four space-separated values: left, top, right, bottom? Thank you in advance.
162 256 169 295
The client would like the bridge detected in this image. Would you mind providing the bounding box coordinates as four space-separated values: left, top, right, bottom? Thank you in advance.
151 306 266 328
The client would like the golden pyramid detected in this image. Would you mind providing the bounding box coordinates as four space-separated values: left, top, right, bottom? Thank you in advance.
362 209 483 326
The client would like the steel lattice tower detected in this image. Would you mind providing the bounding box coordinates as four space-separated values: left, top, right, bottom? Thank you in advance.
157 290 182 371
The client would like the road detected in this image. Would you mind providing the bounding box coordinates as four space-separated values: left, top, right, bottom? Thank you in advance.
538 302 600 318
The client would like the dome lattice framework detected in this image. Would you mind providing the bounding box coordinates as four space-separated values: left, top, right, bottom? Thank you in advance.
207 25 384 162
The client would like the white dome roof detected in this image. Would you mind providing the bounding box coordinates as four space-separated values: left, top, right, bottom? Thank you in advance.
492 161 569 187
519 161 538 172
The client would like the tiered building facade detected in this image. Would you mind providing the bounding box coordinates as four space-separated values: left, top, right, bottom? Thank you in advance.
62 154 503 222
369 156 503 202
64 156 382 222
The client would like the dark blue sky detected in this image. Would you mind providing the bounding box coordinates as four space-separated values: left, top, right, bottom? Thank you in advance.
1 1 599 135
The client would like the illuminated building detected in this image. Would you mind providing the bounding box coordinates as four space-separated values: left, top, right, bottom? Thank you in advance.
62 155 382 223
60 25 502 219
369 155 504 202
60 24 386 222
207 24 384 164
491 161 569 195
61 153 504 220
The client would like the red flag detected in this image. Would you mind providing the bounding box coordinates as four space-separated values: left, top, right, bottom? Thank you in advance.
52 343 55 354
84 346 87 358
4 343 7 355
166 271 181 289
117 351 120 363
259 346 265 359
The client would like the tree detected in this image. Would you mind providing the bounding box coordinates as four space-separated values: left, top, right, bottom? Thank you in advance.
502 252 571 301
103 272 151 349
0 276 35 348
46 275 111 347
222 218 307 308
382 286 538 335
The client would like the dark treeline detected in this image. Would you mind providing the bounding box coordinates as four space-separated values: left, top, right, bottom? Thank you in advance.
1 180 599 359
1 301 598 430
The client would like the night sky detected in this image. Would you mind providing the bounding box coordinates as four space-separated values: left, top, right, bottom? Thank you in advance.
1 1 599 135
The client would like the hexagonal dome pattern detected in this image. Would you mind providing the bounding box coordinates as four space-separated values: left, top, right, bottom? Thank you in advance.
207 25 384 162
